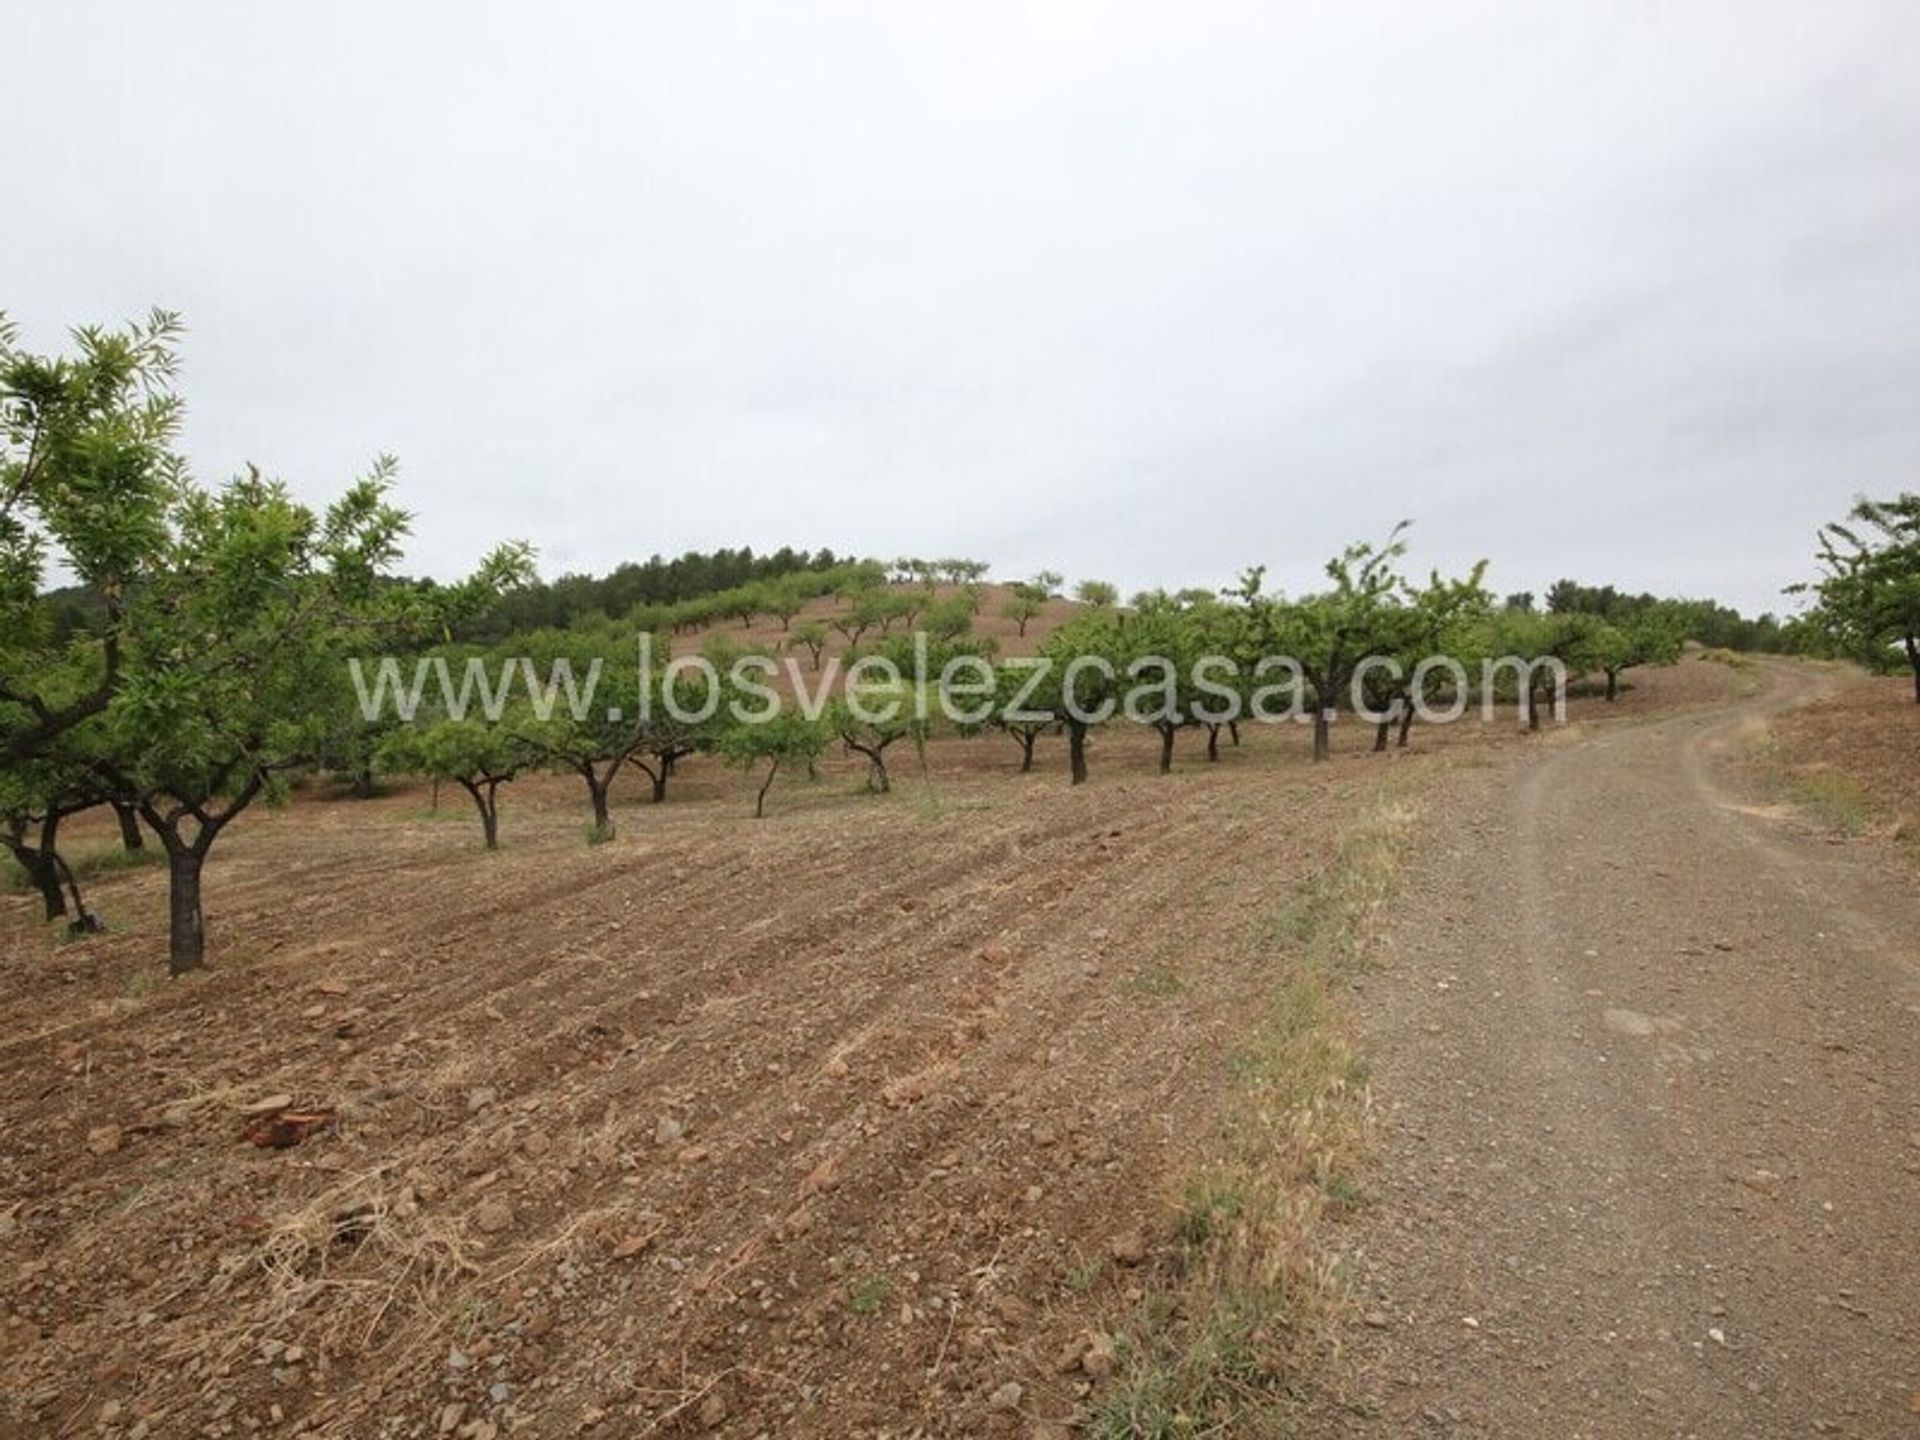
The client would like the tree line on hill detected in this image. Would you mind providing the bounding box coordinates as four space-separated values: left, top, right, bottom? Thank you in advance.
7 311 1910 980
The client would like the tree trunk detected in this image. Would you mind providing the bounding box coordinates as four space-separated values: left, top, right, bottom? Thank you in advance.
755 759 779 818
1017 730 1037 773
1906 634 1919 704
52 850 102 935
1228 720 1240 747
587 776 613 838
1206 724 1221 761
649 764 669 803
850 743 890 793
1527 686 1542 732
1156 722 1176 774
351 765 376 799
1397 704 1415 748
165 846 206 975
1312 708 1331 762
111 799 145 852
31 811 68 921
463 780 501 849
11 839 65 922
1605 668 1620 702
1066 720 1088 785
1374 717 1391 752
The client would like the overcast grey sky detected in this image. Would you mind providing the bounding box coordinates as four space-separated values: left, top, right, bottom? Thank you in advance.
5 3 1916 615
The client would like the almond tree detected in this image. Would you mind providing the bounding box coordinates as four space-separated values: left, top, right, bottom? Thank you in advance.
1801 493 1920 702
7 314 531 973
1040 612 1128 783
0 751 109 932
1120 600 1204 773
1 310 180 767
1001 582 1046 638
380 715 528 850
1074 579 1119 609
1481 611 1601 730
108 466 528 974
788 620 831 671
1241 526 1409 761
629 669 723 803
986 664 1051 772
513 641 638 839
1589 614 1682 702
1374 563 1491 748
719 710 827 817
828 680 927 793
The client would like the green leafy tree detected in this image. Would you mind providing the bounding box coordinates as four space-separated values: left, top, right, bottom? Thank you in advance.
629 667 724 803
719 710 828 817
107 465 530 974
1373 563 1492 748
1074 578 1119 609
1 310 181 766
1118 600 1206 774
380 716 529 851
922 594 976 643
982 662 1051 772
0 745 113 931
828 679 927 794
788 620 831 672
1800 493 1920 702
1039 611 1128 783
1001 582 1046 638
511 635 639 839
1241 526 1409 761
1480 610 1601 730
759 578 808 631
5 310 531 973
1588 614 1683 701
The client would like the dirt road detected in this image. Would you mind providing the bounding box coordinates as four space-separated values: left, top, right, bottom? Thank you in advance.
1330 661 1920 1437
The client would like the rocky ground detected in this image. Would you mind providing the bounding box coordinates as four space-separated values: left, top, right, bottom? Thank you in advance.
1313 659 1920 1437
0 661 1736 1438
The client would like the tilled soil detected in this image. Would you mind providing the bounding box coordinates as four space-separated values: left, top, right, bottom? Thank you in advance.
1318 660 1920 1438
0 664 1731 1439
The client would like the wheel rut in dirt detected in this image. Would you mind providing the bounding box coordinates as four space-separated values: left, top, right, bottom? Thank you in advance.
1327 660 1920 1438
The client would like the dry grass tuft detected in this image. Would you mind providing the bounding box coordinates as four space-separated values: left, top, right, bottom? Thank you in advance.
209 1166 480 1358
1090 791 1421 1437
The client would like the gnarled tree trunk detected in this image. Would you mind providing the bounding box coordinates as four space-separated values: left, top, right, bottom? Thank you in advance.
163 844 206 975
111 799 145 852
1015 729 1038 773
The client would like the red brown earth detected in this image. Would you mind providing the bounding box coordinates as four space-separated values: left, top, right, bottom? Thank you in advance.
1 657 1744 1438
1310 659 1920 1437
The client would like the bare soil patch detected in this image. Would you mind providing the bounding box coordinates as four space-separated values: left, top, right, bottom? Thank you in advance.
1770 668 1920 849
0 662 1724 1438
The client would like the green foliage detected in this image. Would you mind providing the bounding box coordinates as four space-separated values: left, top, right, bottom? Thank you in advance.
1798 493 1920 698
464 544 846 640
1546 578 1789 652
718 709 828 817
1235 525 1411 758
828 678 929 794
1074 578 1119 608
1001 587 1045 637
2 313 532 972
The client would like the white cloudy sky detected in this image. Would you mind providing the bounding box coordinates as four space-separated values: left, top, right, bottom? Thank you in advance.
6 2 1916 614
